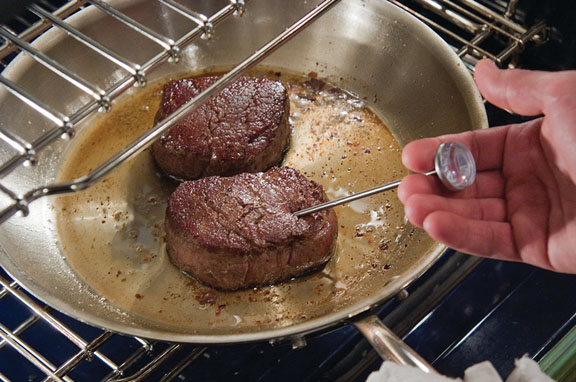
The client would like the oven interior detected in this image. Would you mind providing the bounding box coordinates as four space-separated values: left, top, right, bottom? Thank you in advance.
1 0 576 381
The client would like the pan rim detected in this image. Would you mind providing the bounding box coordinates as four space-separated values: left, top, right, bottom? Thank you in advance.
0 242 447 343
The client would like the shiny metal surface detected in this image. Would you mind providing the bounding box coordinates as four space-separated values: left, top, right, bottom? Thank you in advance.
295 178 405 217
354 314 436 373
0 0 486 347
435 141 476 192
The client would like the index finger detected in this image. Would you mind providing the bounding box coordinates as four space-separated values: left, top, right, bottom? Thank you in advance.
401 124 509 173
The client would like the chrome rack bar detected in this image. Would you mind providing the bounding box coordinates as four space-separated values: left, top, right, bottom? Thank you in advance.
102 343 151 381
0 128 35 162
107 344 184 382
414 0 484 34
160 0 215 38
428 0 524 39
29 3 146 84
496 20 547 64
0 0 88 62
389 0 497 59
0 75 68 128
0 276 119 372
0 322 68 382
44 332 116 382
460 0 525 33
88 0 179 61
389 0 547 68
172 1 246 52
0 26 110 110
154 347 208 382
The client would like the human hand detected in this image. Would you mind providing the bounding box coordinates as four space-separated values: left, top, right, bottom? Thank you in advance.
398 59 576 273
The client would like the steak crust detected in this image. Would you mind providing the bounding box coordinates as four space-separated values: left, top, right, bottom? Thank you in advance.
152 76 291 180
165 167 338 290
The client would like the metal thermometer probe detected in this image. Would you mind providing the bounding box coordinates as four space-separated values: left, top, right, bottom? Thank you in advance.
294 141 476 217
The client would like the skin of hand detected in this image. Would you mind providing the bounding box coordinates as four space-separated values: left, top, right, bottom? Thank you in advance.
398 58 576 273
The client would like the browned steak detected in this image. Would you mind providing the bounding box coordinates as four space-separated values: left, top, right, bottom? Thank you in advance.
152 76 291 180
165 167 338 290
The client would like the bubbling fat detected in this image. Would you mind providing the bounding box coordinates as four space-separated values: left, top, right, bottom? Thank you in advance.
54 71 416 333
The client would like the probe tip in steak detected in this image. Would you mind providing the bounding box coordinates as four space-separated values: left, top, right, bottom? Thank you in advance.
165 166 338 290
152 75 291 180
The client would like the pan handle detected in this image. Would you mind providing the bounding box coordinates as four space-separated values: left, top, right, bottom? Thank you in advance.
353 314 436 373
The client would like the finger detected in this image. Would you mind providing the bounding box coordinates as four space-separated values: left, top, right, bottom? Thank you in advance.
398 171 505 202
398 173 440 203
401 125 509 173
464 171 506 200
422 211 518 262
474 59 576 116
404 194 507 228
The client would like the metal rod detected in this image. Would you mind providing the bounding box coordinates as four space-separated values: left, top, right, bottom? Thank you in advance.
29 3 144 81
460 0 525 34
0 276 118 371
0 75 68 127
411 0 482 34
0 322 68 382
171 0 239 49
504 0 520 19
0 26 109 110
43 332 116 382
496 20 548 63
295 170 436 217
160 0 210 28
0 0 88 61
0 129 30 156
437 0 522 41
101 340 151 381
388 0 496 60
456 28 492 59
107 344 183 382
158 347 207 382
88 0 178 58
0 182 20 201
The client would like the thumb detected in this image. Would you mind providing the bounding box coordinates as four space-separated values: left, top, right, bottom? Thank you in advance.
473 59 568 117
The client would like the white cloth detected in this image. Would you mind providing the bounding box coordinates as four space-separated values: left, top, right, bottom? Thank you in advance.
507 357 555 382
366 355 554 382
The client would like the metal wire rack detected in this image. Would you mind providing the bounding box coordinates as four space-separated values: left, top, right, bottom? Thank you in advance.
0 0 550 381
391 0 548 70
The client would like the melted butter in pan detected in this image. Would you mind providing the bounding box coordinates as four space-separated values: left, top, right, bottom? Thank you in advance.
55 71 425 334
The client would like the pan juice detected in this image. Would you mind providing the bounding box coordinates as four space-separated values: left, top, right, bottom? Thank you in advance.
55 70 428 333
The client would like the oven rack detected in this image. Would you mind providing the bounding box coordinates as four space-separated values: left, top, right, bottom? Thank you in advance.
0 1 550 381
391 0 548 70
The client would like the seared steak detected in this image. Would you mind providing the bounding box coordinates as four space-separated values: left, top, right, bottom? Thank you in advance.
152 76 291 180
165 167 338 290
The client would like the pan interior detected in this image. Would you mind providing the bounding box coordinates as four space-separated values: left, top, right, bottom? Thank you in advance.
0 0 486 342
54 71 434 336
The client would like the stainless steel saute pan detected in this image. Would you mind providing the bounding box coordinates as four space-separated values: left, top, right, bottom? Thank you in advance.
0 0 487 368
